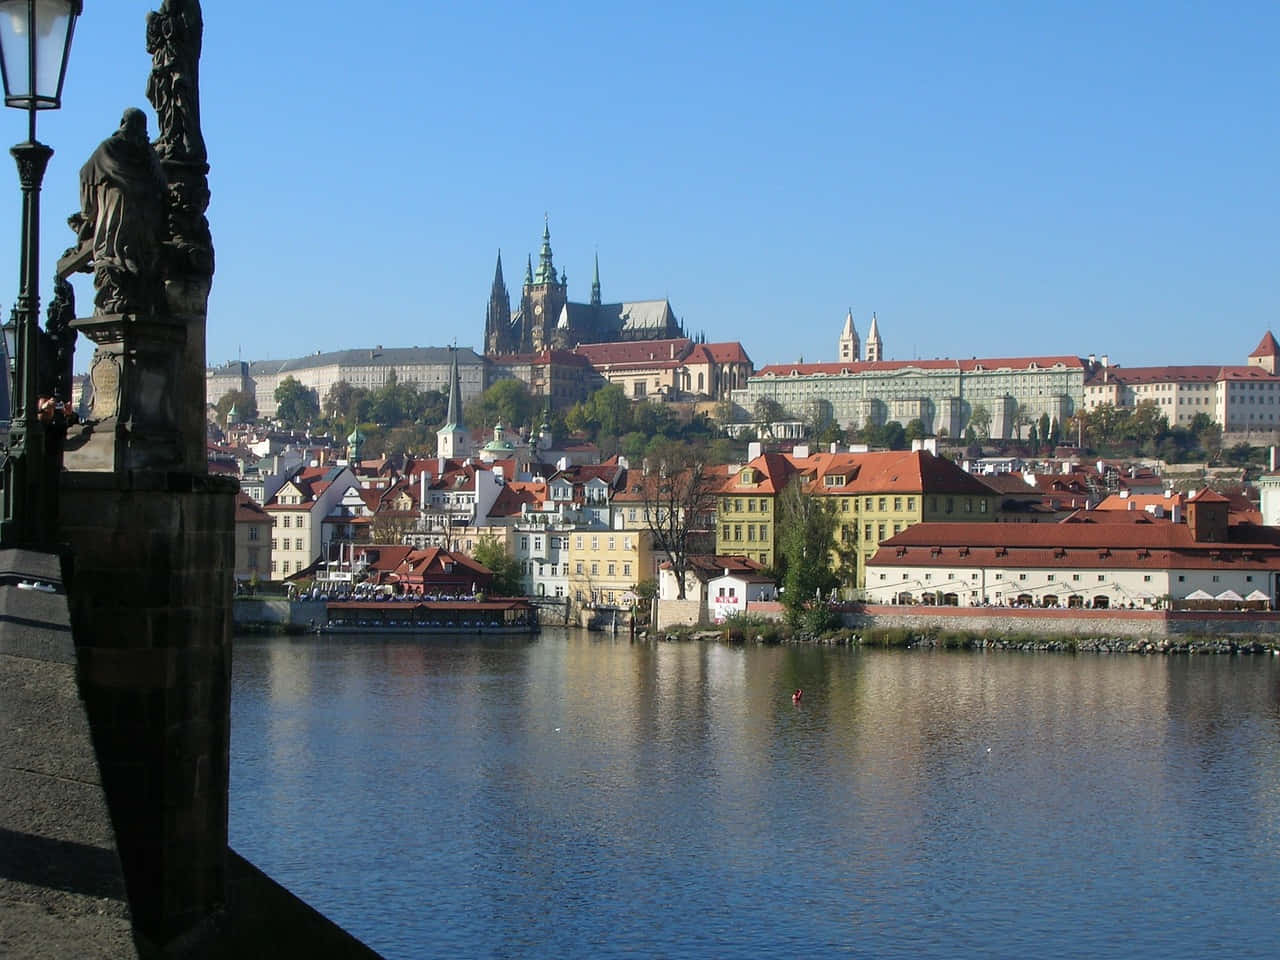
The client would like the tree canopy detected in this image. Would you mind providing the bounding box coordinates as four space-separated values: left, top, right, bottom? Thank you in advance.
273 377 320 428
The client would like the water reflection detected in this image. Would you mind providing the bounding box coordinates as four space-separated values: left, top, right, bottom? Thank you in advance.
231 630 1280 960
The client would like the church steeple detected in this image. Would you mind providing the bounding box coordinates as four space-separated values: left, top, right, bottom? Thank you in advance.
865 312 883 362
524 254 533 286
437 346 470 459
839 308 859 363
590 252 601 306
485 249 512 355
535 216 557 284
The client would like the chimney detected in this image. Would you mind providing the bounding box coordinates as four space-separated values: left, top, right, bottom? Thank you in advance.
748 441 762 460
1100 355 1109 368
793 444 810 458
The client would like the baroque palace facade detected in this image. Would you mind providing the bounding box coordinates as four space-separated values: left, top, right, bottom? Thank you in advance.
732 311 1084 440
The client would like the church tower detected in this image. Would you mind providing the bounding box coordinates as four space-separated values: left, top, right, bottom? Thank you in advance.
865 312 883 362
436 347 470 460
838 308 859 363
484 250 513 355
590 252 602 306
521 217 568 352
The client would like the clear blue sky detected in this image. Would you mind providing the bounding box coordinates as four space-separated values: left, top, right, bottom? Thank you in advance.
0 1 1276 375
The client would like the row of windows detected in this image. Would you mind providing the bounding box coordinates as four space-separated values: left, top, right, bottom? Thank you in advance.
721 524 770 543
721 498 771 513
572 535 634 552
571 561 633 578
269 538 306 551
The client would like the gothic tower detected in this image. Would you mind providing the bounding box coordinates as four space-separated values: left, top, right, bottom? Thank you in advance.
520 217 568 352
484 250 513 354
590 252 602 306
865 312 883 362
839 308 859 363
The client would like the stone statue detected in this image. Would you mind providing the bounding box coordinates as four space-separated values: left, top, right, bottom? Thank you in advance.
146 0 205 164
146 0 213 282
77 108 168 315
39 276 77 404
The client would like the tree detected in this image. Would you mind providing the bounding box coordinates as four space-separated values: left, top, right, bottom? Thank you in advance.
774 481 839 629
469 378 535 434
904 418 929 444
214 388 257 426
754 396 786 437
591 383 631 440
472 536 522 597
967 403 991 440
324 380 360 424
369 512 416 545
274 376 320 428
637 444 720 600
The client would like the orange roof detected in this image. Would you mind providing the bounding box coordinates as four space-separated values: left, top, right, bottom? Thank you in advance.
871 520 1280 570
1095 493 1185 512
1249 331 1279 359
756 356 1084 378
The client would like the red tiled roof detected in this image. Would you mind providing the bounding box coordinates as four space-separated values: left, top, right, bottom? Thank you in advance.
871 520 1280 570
572 338 692 367
1249 331 1279 359
756 356 1085 378
235 493 270 522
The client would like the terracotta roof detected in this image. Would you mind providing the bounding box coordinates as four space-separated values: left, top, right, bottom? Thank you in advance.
235 493 270 522
1095 493 1185 512
1249 331 1279 359
755 356 1085 378
702 341 752 365
1188 488 1230 503
871 520 1280 570
572 338 692 367
1084 365 1219 386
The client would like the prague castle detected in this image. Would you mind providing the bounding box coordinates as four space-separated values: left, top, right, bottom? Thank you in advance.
484 219 684 355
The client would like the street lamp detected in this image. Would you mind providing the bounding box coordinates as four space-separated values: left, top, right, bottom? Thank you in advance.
0 0 80 548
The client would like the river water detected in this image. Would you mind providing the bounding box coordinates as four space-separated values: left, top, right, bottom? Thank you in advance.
229 628 1280 959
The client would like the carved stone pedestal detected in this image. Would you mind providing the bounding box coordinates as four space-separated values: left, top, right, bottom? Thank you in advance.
62 312 188 473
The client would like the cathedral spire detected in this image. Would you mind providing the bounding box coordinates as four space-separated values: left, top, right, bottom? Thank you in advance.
524 254 533 286
535 215 557 284
491 249 505 295
590 252 601 306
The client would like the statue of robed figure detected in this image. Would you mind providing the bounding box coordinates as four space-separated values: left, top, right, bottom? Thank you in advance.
75 107 168 316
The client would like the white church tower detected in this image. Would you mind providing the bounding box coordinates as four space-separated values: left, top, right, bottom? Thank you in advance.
838 308 860 363
865 312 883 362
436 347 470 460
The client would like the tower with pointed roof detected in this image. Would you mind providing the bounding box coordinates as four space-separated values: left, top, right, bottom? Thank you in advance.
520 217 568 353
484 250 514 355
865 312 883 363
590 252 602 307
436 347 470 459
838 308 860 363
1248 331 1279 375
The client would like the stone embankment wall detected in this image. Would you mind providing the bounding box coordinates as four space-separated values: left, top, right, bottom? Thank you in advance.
842 605 1280 639
233 597 325 629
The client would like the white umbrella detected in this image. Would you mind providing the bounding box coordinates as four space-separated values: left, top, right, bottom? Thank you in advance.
1244 590 1270 602
1183 589 1214 600
1215 589 1243 602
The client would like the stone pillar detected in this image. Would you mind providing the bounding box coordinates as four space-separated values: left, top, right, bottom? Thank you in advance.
60 470 237 949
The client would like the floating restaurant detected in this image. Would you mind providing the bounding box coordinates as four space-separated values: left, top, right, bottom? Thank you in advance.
324 598 538 634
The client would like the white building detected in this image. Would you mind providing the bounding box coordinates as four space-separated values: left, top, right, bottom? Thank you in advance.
864 491 1280 609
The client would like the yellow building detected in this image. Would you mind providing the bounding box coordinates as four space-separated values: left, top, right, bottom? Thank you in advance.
567 527 655 607
712 453 798 568
803 450 998 591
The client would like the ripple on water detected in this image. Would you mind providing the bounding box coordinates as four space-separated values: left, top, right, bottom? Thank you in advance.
230 632 1280 960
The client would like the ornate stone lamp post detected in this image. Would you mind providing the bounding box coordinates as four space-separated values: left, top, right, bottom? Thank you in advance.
0 0 80 547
